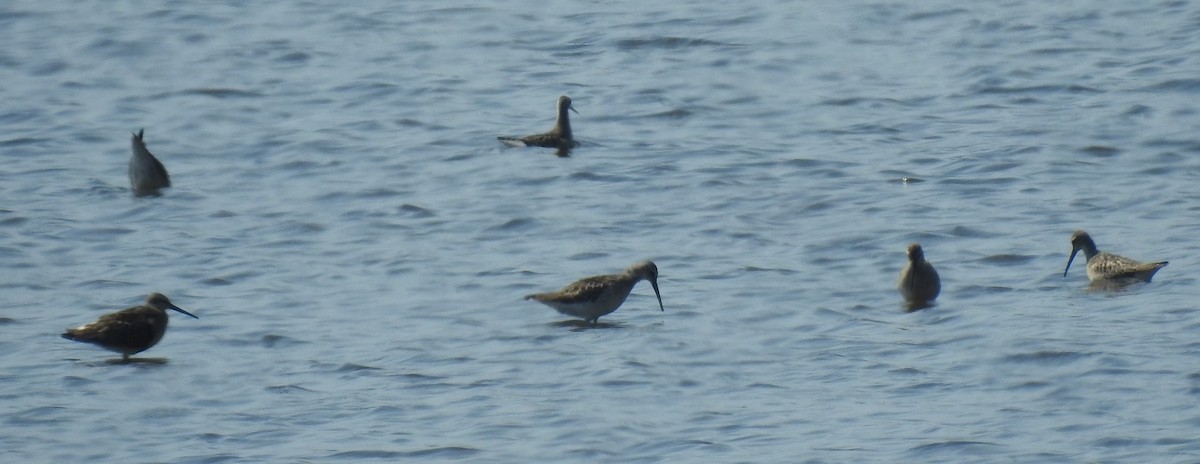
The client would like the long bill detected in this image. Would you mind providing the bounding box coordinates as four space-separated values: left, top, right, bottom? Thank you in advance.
1063 247 1081 277
169 304 200 319
649 279 664 312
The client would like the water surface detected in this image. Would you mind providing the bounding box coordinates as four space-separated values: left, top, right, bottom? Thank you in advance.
2 1 1200 462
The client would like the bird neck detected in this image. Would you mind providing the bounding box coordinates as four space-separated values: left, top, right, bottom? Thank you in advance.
1080 243 1099 260
555 108 572 138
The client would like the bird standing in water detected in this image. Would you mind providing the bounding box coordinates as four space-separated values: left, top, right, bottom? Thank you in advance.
1063 230 1167 283
129 129 171 197
62 293 197 362
526 260 663 324
898 243 940 309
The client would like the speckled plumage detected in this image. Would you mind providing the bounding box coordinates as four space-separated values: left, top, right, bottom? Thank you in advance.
1063 230 1167 283
525 260 663 324
498 95 578 156
129 129 171 197
62 293 197 361
898 243 940 307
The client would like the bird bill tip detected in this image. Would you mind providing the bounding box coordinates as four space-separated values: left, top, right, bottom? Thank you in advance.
649 280 664 311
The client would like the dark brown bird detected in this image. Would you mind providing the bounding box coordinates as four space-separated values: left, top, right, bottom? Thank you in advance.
898 243 940 308
62 293 197 361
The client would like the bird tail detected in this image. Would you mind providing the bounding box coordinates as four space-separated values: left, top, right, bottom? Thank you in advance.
498 136 527 147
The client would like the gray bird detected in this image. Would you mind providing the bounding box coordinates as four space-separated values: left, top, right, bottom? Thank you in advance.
526 260 663 325
1064 230 1167 283
498 95 578 156
898 243 940 309
129 129 171 197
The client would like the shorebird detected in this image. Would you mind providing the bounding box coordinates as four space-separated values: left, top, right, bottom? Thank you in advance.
898 243 940 308
1064 230 1168 283
525 260 664 324
498 95 578 156
129 129 171 197
62 293 197 362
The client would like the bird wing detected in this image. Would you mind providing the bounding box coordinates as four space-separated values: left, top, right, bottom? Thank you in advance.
520 132 573 149
536 275 617 304
1092 252 1134 274
65 307 160 349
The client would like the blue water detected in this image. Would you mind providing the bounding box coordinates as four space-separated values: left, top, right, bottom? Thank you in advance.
3 1 1200 462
